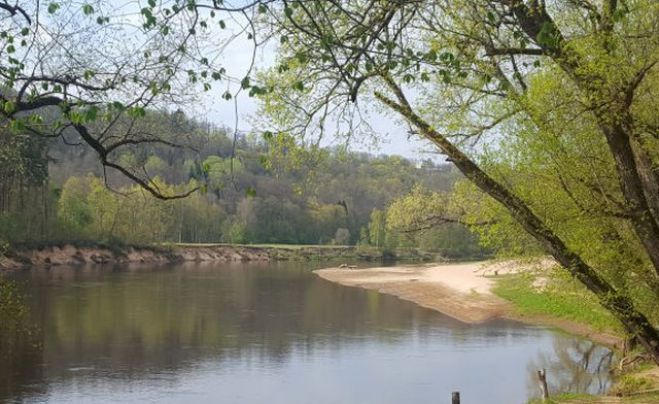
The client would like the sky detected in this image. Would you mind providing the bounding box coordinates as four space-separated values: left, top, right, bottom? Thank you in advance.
185 12 440 162
49 0 441 162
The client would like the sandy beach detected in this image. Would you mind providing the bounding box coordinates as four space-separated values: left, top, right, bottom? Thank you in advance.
315 260 623 347
315 261 521 324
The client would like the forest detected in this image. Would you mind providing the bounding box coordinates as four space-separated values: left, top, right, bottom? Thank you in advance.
0 109 484 258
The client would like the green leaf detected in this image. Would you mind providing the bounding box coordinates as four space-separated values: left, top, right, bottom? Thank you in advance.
127 106 146 118
219 20 226 29
3 100 15 114
295 52 308 63
29 114 43 124
68 111 83 124
48 3 60 14
9 118 24 132
148 0 156 7
84 106 99 121
82 4 94 15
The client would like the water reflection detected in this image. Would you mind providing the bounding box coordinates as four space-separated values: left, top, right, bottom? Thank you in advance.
3 263 612 403
0 275 43 400
527 335 614 396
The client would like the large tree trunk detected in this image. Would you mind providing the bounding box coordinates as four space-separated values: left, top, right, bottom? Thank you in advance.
507 0 659 275
375 79 659 364
598 122 659 272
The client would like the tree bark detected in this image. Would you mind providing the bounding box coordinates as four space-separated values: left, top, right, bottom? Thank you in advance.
599 122 659 272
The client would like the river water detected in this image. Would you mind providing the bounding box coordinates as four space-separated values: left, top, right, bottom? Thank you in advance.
1 262 613 403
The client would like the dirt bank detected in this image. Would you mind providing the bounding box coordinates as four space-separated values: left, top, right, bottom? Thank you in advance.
0 243 361 270
315 260 623 348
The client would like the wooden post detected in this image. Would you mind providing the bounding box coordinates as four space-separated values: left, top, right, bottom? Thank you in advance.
537 369 549 401
451 391 460 404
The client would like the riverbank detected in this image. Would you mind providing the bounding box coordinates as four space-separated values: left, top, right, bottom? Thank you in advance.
0 242 437 270
315 260 659 403
315 259 622 347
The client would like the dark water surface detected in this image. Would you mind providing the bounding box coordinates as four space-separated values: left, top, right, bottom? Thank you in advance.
2 262 613 403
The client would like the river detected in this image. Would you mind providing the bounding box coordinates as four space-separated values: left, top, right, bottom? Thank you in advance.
1 262 613 403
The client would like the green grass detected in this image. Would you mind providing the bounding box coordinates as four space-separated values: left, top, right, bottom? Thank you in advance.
493 271 659 404
493 273 622 333
531 391 659 403
527 393 597 403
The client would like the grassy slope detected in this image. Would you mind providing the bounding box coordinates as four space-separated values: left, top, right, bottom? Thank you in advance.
492 272 622 333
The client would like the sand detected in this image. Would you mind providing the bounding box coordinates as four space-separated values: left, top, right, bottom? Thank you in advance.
315 260 623 347
315 261 518 324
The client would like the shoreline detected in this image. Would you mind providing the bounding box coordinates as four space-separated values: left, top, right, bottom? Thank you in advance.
0 243 361 270
315 261 623 349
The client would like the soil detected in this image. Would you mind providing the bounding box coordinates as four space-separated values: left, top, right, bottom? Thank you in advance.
0 243 356 270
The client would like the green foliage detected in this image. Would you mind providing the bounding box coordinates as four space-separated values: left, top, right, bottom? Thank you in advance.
493 272 622 333
58 176 93 233
609 374 656 397
385 185 489 259
332 228 350 245
368 208 387 248
2 107 474 249
225 221 247 244
452 181 541 257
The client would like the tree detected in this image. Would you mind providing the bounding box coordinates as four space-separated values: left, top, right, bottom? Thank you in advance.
58 176 93 235
0 1 261 199
258 1 659 362
332 227 350 245
367 208 387 249
386 185 488 258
